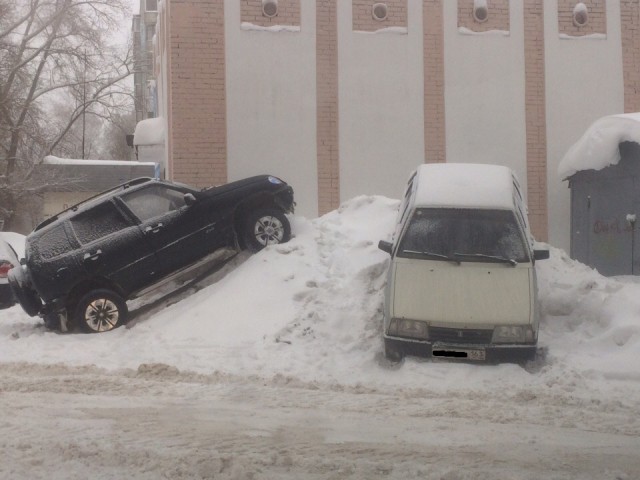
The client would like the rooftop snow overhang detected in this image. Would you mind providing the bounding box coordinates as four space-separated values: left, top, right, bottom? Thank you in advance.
133 117 165 146
558 113 640 180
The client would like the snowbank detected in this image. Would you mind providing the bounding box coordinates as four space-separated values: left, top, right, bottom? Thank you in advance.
558 112 640 179
0 196 639 400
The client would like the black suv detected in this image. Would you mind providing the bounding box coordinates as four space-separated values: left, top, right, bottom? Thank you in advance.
9 175 294 333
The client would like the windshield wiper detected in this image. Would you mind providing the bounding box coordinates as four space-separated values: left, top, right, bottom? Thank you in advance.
403 250 461 264
453 252 517 266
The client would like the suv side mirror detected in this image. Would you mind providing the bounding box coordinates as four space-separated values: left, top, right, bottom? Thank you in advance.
184 193 197 206
378 240 393 255
533 249 550 261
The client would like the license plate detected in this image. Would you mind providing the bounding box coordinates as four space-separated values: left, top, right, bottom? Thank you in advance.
432 347 486 361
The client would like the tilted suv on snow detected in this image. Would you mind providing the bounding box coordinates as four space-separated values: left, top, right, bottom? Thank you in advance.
9 175 294 333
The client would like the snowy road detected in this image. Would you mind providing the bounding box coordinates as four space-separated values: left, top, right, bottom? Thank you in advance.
1 362 639 480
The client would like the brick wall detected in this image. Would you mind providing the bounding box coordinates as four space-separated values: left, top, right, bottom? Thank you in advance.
169 1 227 188
352 0 407 31
558 0 606 36
316 0 340 214
423 0 446 164
524 0 547 241
621 0 640 112
240 0 300 27
458 0 510 32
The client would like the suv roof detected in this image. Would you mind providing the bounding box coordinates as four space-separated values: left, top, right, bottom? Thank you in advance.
412 163 517 211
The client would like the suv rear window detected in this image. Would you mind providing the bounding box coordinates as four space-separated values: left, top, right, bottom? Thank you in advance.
71 202 131 245
36 225 71 259
398 208 530 263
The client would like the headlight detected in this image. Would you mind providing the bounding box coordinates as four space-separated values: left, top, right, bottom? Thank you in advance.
388 318 428 340
492 325 534 343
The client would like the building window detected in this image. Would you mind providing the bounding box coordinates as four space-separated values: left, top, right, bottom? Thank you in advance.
573 2 588 27
473 0 489 23
262 0 278 18
372 3 388 21
145 0 158 12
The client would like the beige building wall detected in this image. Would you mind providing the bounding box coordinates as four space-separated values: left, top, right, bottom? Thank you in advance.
151 0 640 250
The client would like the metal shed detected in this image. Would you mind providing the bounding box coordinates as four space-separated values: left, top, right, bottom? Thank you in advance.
566 141 640 276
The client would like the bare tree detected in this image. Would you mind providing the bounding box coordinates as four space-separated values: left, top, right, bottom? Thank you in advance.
0 0 133 230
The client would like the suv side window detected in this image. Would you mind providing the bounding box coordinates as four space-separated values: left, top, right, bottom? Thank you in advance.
121 185 186 222
71 201 131 245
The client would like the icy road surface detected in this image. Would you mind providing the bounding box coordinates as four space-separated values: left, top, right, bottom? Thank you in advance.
2 362 639 480
1 196 640 478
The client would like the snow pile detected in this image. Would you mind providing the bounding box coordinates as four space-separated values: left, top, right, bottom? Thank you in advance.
537 246 640 379
558 112 640 179
133 117 165 146
1 196 640 396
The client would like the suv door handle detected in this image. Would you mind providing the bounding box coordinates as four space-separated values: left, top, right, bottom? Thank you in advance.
83 249 102 262
144 223 164 234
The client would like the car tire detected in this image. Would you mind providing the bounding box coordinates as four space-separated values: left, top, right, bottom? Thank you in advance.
74 289 128 333
7 268 42 317
243 208 291 252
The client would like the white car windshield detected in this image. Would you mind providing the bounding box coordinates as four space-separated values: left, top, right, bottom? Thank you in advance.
398 208 530 264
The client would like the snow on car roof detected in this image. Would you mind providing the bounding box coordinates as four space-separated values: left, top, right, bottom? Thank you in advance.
412 163 516 210
558 112 640 179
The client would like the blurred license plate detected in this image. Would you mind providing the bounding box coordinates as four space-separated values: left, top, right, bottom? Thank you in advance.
432 347 486 361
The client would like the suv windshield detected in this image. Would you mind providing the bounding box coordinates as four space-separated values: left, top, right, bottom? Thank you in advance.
397 208 530 264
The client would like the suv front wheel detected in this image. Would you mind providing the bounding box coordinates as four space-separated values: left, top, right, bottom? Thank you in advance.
243 208 291 252
74 289 128 333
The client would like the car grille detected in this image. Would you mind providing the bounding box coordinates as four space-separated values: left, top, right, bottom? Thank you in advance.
429 327 493 345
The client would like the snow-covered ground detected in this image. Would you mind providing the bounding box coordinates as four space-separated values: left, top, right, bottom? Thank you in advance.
1 196 639 479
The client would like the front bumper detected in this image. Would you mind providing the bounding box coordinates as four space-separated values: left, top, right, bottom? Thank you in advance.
384 335 537 363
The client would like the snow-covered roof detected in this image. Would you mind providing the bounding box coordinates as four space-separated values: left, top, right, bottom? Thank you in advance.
413 163 516 210
133 117 165 146
43 156 155 167
39 156 158 192
558 112 640 179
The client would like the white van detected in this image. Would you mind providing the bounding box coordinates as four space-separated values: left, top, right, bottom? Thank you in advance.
378 163 549 362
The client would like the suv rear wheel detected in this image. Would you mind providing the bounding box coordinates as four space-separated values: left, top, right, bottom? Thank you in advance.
74 289 128 333
243 208 291 252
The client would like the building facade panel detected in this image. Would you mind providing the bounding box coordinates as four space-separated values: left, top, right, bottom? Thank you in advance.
339 0 425 204
443 0 528 217
225 0 319 218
